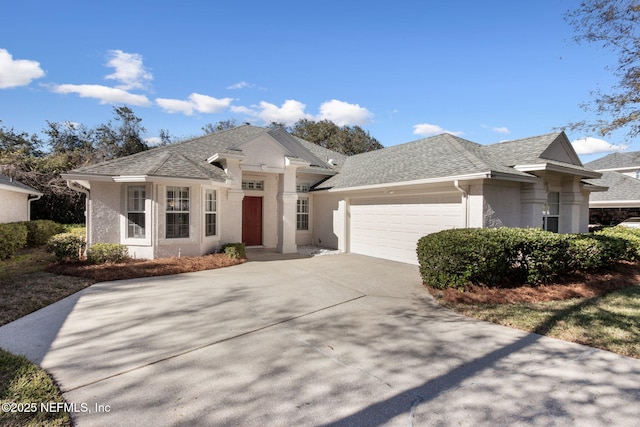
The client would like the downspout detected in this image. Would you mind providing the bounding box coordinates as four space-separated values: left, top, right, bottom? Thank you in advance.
454 180 469 228
67 181 91 249
27 194 42 220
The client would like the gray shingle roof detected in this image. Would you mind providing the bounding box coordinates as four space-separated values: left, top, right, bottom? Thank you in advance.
586 171 640 202
585 151 640 170
314 132 590 190
0 174 42 194
69 125 342 181
67 127 592 190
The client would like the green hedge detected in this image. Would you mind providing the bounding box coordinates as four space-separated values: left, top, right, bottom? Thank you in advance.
595 226 640 261
20 220 65 247
46 233 86 262
87 243 129 264
417 227 634 290
221 243 246 259
0 223 28 260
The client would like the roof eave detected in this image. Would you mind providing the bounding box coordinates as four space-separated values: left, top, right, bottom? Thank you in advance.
0 183 43 196
514 163 601 179
321 172 495 193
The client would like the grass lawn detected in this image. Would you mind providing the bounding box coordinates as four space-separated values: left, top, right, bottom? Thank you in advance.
430 262 640 358
0 247 244 427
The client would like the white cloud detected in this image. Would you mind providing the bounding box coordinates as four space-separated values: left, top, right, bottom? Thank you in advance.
412 123 464 137
492 126 510 134
317 99 373 126
227 81 253 90
145 136 162 146
50 84 151 106
571 136 628 155
105 50 152 90
255 100 313 125
156 93 233 115
0 49 45 89
231 99 374 126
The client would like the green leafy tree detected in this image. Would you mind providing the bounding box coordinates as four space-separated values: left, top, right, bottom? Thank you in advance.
290 119 383 155
95 106 148 160
566 1 640 138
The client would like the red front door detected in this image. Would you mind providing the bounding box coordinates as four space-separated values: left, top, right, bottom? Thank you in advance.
242 196 263 246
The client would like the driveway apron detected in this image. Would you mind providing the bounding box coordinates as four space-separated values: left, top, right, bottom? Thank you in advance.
0 253 639 426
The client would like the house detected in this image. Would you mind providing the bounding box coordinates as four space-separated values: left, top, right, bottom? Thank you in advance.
582 152 640 225
62 126 601 265
0 174 42 223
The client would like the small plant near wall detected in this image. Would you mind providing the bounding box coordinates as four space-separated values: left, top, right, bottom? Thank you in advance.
221 243 246 259
46 233 86 262
87 243 130 264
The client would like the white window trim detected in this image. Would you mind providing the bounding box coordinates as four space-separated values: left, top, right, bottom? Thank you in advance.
296 196 311 232
165 185 192 240
204 188 218 238
121 184 152 246
543 191 560 233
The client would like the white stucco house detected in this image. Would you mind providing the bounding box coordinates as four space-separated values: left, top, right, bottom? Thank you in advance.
0 174 43 223
62 125 602 265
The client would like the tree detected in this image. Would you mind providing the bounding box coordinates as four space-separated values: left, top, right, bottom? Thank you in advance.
44 121 95 167
95 106 148 159
566 1 640 138
202 119 239 134
290 119 383 155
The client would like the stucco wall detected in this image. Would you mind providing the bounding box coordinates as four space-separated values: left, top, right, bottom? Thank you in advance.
311 193 343 250
481 182 522 228
90 181 122 245
0 189 29 223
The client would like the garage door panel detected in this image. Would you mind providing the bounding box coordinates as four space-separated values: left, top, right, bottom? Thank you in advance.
349 196 463 264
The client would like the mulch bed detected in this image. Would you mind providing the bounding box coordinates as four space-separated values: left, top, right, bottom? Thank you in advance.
46 254 245 282
427 261 640 305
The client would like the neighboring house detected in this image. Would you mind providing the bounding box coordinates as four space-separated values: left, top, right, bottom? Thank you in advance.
0 174 43 223
584 152 640 224
62 126 601 265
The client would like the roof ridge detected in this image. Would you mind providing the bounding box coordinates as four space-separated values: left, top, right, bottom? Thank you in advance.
444 134 493 170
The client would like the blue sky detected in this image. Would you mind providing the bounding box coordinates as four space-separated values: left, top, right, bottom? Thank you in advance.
0 0 629 163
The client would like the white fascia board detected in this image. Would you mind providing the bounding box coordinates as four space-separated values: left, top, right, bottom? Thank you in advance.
514 163 601 178
113 175 149 182
590 200 640 208
285 157 311 168
207 152 245 163
0 183 43 196
323 172 494 193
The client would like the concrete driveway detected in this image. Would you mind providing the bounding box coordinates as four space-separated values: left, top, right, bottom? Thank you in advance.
1 252 639 426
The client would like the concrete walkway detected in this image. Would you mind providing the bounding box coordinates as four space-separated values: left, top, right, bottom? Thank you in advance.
1 253 639 426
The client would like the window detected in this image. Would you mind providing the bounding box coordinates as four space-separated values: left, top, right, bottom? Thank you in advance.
166 186 190 238
297 198 309 231
543 192 560 233
296 183 310 193
242 180 264 190
205 189 217 236
127 185 146 238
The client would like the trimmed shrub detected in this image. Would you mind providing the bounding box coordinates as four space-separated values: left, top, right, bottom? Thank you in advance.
87 243 129 264
46 233 86 262
417 228 572 289
0 223 28 260
567 233 628 271
20 220 65 247
596 226 640 261
222 243 246 259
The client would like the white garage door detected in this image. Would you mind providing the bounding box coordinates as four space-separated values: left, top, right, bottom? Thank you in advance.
349 194 463 264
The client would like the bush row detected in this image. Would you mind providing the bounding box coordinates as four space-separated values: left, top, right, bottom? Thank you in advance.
417 227 640 290
0 220 66 260
0 223 28 260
